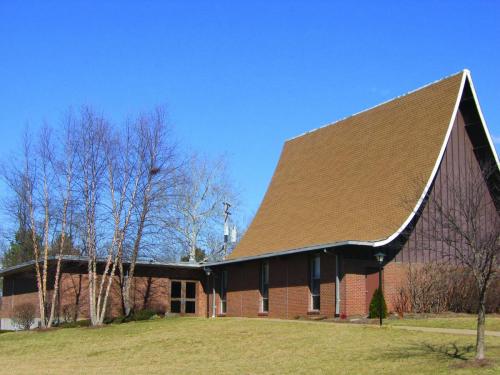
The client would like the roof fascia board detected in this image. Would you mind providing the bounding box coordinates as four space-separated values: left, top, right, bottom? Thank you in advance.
205 240 374 266
464 70 500 168
0 256 201 276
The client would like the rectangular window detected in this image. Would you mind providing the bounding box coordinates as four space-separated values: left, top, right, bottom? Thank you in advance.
171 281 181 299
170 280 197 314
220 270 228 314
185 282 197 314
259 261 269 313
171 300 181 313
185 300 196 314
309 255 320 311
186 282 196 299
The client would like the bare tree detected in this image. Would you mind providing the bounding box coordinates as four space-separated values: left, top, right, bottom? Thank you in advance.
75 108 108 326
1 134 36 267
97 123 143 323
121 108 177 316
416 161 499 360
2 106 181 326
21 130 48 327
1 122 76 328
167 155 237 262
47 117 76 327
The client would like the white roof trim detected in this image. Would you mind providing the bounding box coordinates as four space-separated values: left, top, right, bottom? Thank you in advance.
287 70 467 142
464 70 500 168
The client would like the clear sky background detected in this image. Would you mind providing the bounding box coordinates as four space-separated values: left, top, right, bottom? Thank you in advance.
0 1 499 225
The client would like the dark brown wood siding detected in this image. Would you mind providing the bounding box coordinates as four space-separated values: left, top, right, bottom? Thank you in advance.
395 102 498 263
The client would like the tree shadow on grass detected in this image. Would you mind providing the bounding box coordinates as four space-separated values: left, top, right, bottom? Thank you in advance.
420 342 474 361
379 342 498 370
379 342 475 362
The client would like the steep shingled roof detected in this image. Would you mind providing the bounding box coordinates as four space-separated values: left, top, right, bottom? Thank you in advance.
230 71 466 260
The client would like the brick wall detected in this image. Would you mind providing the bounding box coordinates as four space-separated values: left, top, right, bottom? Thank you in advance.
208 252 409 319
1 256 410 323
382 262 407 313
210 251 380 319
342 258 372 316
0 290 40 319
1 265 207 322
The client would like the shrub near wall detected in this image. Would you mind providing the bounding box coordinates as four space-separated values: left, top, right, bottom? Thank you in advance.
12 302 36 330
369 288 387 319
392 263 500 314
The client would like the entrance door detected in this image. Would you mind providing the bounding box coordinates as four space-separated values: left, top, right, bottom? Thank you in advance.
170 280 197 314
365 268 379 313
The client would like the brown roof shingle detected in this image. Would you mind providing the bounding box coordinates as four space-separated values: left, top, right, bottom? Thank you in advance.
230 71 465 259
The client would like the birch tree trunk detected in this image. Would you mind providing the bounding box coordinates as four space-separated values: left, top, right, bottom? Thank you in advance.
28 193 46 328
96 125 142 324
122 110 171 316
47 126 74 327
40 128 52 327
22 133 47 328
123 195 149 316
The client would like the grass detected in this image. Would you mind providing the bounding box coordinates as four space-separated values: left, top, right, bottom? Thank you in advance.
386 314 500 331
0 317 498 375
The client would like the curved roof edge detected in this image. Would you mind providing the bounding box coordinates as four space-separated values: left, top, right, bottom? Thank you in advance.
373 70 498 248
218 70 499 265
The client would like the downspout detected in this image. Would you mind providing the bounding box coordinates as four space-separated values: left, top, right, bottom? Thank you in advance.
212 275 216 318
206 273 210 318
335 253 341 316
203 267 215 318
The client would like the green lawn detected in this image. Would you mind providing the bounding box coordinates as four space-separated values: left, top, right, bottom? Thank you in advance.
386 315 500 331
0 317 498 375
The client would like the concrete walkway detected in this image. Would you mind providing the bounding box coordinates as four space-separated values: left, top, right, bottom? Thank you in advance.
391 325 500 337
239 317 500 337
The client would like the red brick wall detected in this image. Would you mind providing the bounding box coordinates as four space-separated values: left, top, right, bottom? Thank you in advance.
341 258 370 316
0 291 40 319
207 253 410 319
1 266 208 321
210 252 393 319
320 253 336 317
268 257 287 318
382 262 407 313
1 257 410 322
286 254 310 318
340 258 408 316
58 273 90 319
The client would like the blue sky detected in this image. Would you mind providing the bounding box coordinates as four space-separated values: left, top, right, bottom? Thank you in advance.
0 1 499 224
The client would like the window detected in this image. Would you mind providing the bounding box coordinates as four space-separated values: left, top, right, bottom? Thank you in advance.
309 255 320 311
170 280 197 314
170 281 182 313
220 270 228 314
259 261 269 313
185 282 197 313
